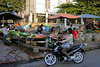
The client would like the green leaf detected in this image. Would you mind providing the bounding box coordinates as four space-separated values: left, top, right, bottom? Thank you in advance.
56 0 100 16
0 0 25 12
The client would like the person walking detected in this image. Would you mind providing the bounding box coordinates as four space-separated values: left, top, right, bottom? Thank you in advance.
72 27 77 44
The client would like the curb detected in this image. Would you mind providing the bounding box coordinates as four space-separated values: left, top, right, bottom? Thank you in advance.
83 45 100 51
0 55 44 65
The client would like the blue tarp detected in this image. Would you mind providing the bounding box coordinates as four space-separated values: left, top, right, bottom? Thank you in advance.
78 14 100 18
45 26 50 31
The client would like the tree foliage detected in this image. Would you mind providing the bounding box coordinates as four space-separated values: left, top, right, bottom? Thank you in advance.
0 0 25 13
57 0 100 16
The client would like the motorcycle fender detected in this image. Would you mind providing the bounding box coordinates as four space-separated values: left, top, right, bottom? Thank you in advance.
46 51 54 54
79 48 86 55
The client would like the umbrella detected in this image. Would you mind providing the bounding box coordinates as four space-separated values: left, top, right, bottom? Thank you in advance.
78 14 100 24
0 11 23 20
78 13 100 18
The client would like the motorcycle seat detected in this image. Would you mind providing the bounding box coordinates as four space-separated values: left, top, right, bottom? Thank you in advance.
67 44 82 53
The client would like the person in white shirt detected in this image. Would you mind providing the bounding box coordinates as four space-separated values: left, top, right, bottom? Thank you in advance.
60 28 75 60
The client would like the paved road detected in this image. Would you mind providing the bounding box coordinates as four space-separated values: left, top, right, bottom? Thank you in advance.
17 49 100 67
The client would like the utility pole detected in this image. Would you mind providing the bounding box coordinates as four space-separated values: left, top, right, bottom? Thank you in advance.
64 11 67 28
46 0 49 25
29 0 32 22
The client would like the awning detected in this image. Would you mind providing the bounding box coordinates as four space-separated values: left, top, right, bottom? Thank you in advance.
78 14 100 18
96 19 100 21
47 13 79 19
0 11 23 20
78 13 100 24
46 13 79 28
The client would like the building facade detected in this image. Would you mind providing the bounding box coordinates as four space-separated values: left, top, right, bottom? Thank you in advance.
23 0 75 23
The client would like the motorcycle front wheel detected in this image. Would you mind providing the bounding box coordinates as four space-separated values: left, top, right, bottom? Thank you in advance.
44 53 57 66
73 51 84 64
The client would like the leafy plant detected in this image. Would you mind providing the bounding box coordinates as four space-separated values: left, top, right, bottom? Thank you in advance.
57 0 100 16
0 0 25 12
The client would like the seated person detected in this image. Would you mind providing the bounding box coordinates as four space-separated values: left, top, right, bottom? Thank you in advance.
58 29 63 34
49 27 55 33
37 24 43 34
50 31 57 40
60 29 75 59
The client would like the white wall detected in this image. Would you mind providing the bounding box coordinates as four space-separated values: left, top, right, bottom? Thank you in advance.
50 0 67 14
30 0 34 13
50 0 59 14
35 0 67 14
25 0 76 15
58 0 66 4
36 0 45 13
25 0 29 15
70 0 73 2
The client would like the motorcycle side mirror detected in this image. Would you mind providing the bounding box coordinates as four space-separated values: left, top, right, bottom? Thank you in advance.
84 43 87 47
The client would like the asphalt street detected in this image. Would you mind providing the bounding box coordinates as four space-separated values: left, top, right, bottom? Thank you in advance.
16 49 100 67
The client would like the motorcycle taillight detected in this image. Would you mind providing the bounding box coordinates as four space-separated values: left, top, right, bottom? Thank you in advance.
6 36 9 38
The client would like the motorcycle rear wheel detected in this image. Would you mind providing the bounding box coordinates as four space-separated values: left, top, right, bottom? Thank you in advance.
44 53 57 66
73 51 84 64
4 42 10 46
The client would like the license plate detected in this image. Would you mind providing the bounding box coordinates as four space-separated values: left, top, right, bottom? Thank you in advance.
6 38 10 40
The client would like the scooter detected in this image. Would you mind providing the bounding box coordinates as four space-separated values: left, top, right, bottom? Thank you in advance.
4 35 11 46
44 40 87 66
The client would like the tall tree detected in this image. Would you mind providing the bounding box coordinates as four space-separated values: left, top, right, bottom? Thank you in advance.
0 0 25 13
57 0 100 16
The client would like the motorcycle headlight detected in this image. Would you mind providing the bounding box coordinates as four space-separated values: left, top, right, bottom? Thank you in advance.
54 46 59 52
84 43 87 47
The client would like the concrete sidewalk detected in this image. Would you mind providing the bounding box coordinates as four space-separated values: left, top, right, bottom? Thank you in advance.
0 41 100 64
0 40 44 64
83 42 100 51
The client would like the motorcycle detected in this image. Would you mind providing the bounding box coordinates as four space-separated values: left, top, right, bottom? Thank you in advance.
4 35 11 46
44 40 87 66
